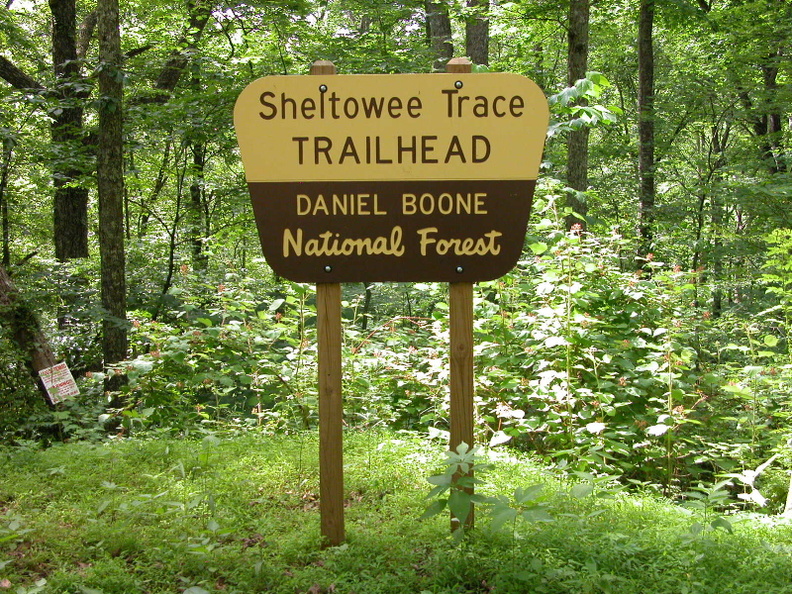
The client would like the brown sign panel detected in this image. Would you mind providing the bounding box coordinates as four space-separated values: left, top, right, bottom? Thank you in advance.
234 73 548 282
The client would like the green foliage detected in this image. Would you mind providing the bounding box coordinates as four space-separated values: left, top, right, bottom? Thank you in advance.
107 277 317 433
421 442 491 535
0 337 44 440
469 194 703 487
547 71 622 137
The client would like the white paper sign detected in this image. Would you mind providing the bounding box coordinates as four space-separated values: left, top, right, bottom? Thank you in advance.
38 362 79 404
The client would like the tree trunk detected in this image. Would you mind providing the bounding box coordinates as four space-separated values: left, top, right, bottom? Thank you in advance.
760 55 785 174
97 0 128 375
0 135 13 267
361 282 373 330
708 124 728 318
49 0 90 260
426 0 453 71
565 0 590 230
188 67 209 271
637 0 655 260
465 0 489 66
189 141 209 271
0 263 57 402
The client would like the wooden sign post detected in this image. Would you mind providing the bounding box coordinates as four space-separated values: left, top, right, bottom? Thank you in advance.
234 59 548 545
446 59 475 529
310 60 345 548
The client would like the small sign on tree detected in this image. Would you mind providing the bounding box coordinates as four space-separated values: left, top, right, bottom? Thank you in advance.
38 362 79 405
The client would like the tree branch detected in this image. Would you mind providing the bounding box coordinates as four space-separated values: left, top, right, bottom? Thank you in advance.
77 10 98 60
0 56 45 90
153 0 212 94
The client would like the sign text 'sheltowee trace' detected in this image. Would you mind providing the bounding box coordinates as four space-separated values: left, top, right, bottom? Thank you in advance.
234 72 549 282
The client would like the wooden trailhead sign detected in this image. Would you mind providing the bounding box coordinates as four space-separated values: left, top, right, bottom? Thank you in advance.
235 59 548 547
234 66 548 282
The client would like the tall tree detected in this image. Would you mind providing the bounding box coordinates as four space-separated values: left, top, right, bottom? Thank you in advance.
637 0 655 258
426 0 453 71
0 133 14 268
96 0 127 371
49 0 90 260
565 0 590 229
0 2 92 260
465 0 489 66
187 63 209 271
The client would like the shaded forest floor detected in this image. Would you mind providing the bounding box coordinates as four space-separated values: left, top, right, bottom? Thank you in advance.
2 430 792 593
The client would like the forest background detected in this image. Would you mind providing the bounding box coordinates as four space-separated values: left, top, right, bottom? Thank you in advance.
1 0 792 513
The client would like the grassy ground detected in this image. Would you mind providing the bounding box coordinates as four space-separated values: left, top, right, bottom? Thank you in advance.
2 430 792 593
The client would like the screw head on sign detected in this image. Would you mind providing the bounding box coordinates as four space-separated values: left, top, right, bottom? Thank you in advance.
455 80 463 89
319 84 328 93
456 266 464 274
324 265 333 273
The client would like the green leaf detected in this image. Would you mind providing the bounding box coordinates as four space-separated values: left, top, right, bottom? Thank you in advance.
426 484 449 499
514 484 544 504
521 508 554 523
419 499 447 520
448 490 472 525
647 424 670 437
490 431 511 448
529 242 548 255
488 504 518 532
722 384 752 398
586 71 610 87
763 335 779 347
427 474 452 487
570 483 594 499
710 517 733 534
454 442 471 455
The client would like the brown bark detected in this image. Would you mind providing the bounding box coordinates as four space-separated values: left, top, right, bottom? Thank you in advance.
465 0 489 66
189 141 209 271
637 0 655 258
565 0 590 230
0 263 57 400
0 56 45 90
1 135 13 267
153 0 212 95
1 3 91 261
77 10 98 60
97 0 128 370
426 0 453 71
50 0 90 260
760 54 785 174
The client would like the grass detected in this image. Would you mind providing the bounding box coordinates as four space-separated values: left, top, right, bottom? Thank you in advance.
2 429 792 593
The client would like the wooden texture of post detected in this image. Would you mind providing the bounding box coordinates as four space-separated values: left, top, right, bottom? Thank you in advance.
447 57 475 529
312 59 345 547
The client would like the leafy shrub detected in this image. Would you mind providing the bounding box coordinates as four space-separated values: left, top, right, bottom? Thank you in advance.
108 277 315 433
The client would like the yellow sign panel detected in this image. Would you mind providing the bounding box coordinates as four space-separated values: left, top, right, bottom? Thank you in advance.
234 73 548 183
